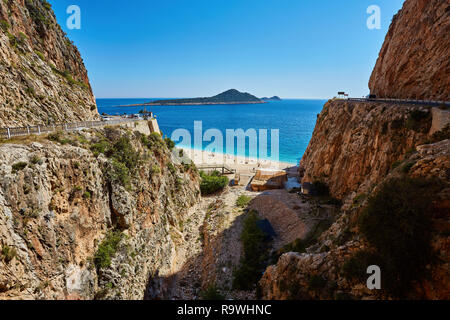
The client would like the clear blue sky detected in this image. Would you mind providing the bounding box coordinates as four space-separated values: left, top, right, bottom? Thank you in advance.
49 0 405 99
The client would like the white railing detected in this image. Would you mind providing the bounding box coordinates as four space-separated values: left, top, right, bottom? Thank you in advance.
0 118 142 140
347 98 449 106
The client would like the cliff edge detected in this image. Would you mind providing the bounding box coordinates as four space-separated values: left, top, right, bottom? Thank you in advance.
369 0 450 101
0 0 98 127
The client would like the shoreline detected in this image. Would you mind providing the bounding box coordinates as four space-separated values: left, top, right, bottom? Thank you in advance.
179 147 297 176
107 101 267 108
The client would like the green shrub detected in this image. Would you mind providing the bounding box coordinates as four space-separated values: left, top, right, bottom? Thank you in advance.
0 20 10 32
12 162 28 173
144 132 165 150
83 191 91 199
358 177 441 297
164 137 175 151
236 195 252 208
199 171 229 196
233 211 270 290
94 231 124 269
92 134 140 188
90 140 111 156
47 131 71 145
150 165 161 175
167 162 176 175
200 285 225 300
35 50 45 61
1 245 17 263
108 158 131 188
106 136 140 171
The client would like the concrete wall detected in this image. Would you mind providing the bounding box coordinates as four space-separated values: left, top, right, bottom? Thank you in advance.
148 119 161 135
430 108 450 136
119 119 162 136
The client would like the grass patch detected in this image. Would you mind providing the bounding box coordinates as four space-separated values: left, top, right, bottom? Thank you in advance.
47 131 72 145
236 195 252 208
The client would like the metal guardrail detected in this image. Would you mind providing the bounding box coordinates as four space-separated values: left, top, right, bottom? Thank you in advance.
0 118 142 140
346 98 450 107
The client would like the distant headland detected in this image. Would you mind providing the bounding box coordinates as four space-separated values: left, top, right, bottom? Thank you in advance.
146 89 265 106
113 89 269 107
261 96 282 101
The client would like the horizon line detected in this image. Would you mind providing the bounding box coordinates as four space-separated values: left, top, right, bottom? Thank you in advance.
95 97 330 100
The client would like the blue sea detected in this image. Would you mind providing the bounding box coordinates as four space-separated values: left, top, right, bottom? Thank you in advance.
97 99 326 165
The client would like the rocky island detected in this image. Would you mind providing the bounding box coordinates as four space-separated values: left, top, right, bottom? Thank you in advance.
145 89 266 106
261 96 282 101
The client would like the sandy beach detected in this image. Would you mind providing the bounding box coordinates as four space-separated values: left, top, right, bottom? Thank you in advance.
179 147 297 176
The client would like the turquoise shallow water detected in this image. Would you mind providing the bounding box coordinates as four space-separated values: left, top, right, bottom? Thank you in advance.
97 99 326 165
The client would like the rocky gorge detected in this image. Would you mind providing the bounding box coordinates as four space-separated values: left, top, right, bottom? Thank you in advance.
0 0 449 301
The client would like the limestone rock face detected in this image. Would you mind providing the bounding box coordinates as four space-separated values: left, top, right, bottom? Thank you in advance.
369 0 450 101
260 139 450 300
300 100 431 201
0 128 201 300
0 0 98 127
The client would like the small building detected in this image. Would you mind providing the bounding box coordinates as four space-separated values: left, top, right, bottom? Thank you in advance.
250 169 288 192
338 92 349 99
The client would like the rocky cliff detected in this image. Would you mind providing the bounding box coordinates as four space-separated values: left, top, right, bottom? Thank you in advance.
369 0 450 101
299 100 433 202
259 101 450 300
0 0 98 127
0 127 201 299
259 0 450 300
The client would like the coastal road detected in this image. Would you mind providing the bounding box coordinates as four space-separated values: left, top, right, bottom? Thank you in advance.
347 98 450 107
0 118 143 140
